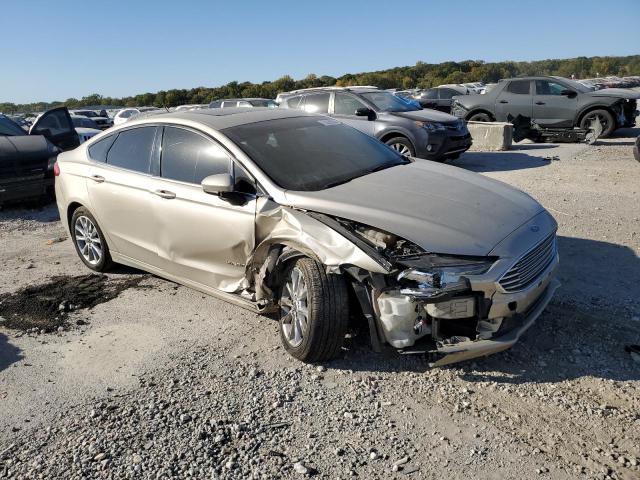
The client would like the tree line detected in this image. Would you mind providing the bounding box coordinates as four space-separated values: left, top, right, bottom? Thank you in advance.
2 55 639 114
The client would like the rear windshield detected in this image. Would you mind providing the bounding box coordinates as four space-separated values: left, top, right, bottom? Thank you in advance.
223 116 408 191
0 115 27 136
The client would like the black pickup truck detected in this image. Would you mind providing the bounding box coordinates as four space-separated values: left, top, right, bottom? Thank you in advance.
0 107 79 207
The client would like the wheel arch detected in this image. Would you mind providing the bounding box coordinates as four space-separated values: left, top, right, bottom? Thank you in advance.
465 109 495 121
576 104 618 128
378 130 414 146
66 201 84 228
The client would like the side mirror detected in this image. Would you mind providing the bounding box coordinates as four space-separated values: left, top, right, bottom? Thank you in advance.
201 173 234 195
355 107 376 121
561 89 577 98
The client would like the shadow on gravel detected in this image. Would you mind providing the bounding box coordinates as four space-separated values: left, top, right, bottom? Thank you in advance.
454 152 552 173
0 274 150 332
610 126 639 138
329 236 640 384
510 144 558 151
0 333 23 372
0 202 59 223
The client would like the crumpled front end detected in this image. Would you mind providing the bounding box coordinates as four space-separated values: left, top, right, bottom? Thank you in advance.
368 211 560 366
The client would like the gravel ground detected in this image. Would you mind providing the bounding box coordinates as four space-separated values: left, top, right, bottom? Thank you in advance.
0 127 639 479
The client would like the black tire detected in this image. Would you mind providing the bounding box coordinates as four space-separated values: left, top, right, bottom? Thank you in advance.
468 112 492 122
579 109 615 138
385 136 415 157
70 206 113 272
278 257 349 363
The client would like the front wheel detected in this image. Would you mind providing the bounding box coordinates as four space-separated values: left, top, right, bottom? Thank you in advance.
468 112 492 122
579 109 615 138
278 257 349 362
385 137 415 157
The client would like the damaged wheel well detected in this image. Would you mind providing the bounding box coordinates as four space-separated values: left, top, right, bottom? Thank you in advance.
577 105 617 128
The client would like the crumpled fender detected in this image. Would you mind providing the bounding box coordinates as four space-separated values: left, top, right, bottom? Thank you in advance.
249 197 389 281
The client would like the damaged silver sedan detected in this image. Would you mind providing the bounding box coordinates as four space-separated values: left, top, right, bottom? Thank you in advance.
54 108 560 366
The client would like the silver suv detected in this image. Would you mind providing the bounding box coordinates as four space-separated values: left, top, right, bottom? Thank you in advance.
277 87 472 162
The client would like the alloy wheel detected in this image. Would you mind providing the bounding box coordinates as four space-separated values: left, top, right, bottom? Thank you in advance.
280 267 309 348
390 142 411 156
74 216 102 265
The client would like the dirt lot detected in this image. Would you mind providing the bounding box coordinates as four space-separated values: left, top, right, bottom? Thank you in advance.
1 128 639 479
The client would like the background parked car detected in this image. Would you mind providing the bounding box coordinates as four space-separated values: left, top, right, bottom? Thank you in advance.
113 108 141 125
70 110 113 130
278 86 471 161
208 98 278 109
412 85 472 113
70 115 102 144
451 76 639 138
0 107 79 206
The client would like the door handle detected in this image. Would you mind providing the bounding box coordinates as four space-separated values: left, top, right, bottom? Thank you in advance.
90 174 105 183
535 101 546 105
152 189 176 199
499 100 509 104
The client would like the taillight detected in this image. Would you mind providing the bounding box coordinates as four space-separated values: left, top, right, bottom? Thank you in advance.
53 162 60 177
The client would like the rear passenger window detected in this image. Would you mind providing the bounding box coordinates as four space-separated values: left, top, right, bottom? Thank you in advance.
161 127 231 184
222 101 237 108
439 89 457 99
303 93 330 114
106 127 157 173
88 134 116 162
506 80 531 95
423 89 438 99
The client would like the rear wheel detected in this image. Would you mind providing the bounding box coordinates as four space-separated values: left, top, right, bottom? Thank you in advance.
579 109 615 138
70 207 113 272
385 137 415 157
278 257 349 362
468 112 492 122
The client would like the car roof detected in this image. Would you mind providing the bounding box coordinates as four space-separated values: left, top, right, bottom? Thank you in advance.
129 107 318 130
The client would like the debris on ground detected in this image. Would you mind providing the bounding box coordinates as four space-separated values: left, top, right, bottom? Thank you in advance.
0 274 148 332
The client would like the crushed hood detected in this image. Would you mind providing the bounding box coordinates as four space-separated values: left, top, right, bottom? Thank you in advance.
284 161 545 256
389 109 459 123
587 88 640 100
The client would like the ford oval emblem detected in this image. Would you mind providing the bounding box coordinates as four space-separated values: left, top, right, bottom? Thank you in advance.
530 225 540 232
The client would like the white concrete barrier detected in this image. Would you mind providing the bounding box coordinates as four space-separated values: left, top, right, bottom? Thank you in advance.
467 121 513 151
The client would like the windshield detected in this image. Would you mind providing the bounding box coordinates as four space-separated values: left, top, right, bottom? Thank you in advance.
360 91 421 112
249 99 277 108
223 116 409 191
0 115 28 136
552 77 591 93
77 111 98 118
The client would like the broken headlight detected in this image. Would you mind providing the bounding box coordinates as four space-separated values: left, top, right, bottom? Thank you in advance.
397 257 494 299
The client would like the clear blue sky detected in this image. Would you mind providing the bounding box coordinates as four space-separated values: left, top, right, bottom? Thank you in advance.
3 0 639 103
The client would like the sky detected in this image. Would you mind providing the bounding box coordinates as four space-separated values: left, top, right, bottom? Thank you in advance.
3 0 639 104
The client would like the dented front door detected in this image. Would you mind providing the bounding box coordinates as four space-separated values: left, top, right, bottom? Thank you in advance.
152 178 256 292
151 126 256 292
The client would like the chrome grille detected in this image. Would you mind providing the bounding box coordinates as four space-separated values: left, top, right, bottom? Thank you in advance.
499 234 556 292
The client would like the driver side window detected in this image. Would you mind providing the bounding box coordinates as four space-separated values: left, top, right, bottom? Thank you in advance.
535 80 568 96
334 93 366 116
160 127 231 184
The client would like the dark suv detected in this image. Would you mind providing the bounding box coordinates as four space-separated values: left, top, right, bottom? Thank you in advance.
451 76 639 138
277 87 472 161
